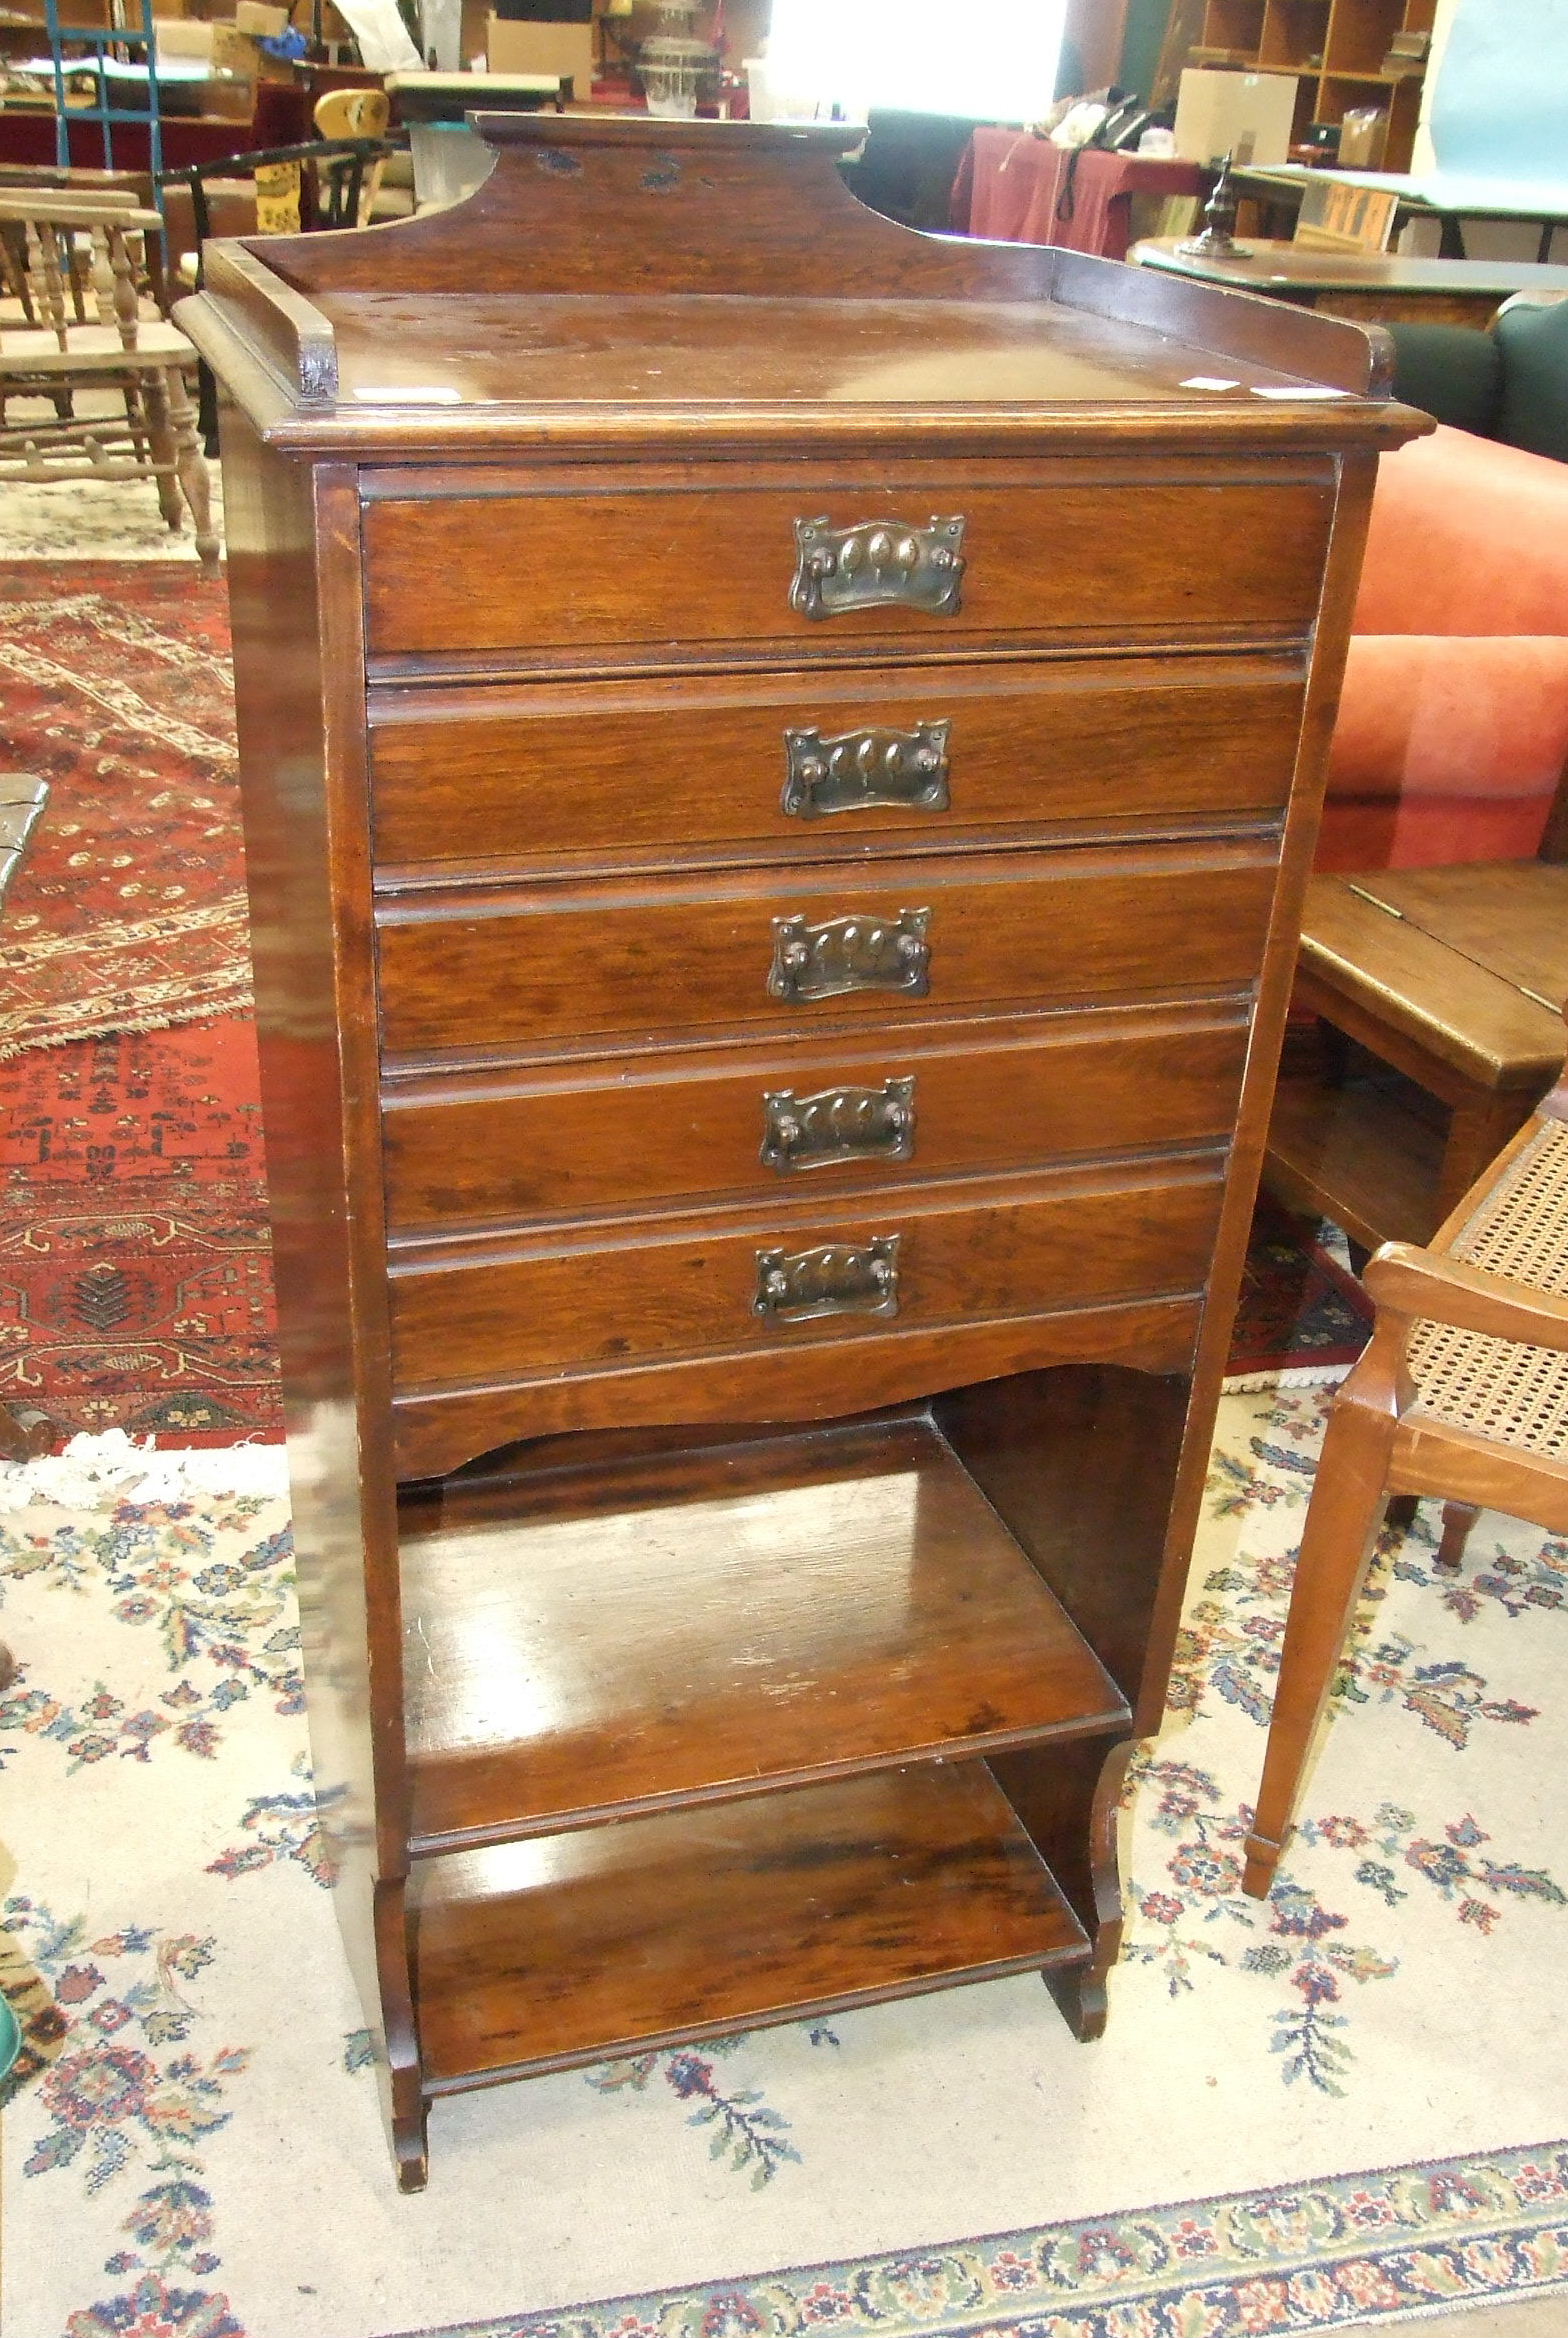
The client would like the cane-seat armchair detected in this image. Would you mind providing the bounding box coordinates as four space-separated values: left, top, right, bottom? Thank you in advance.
1245 1016 1568 1899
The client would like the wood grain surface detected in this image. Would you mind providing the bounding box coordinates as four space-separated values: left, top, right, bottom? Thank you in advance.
381 1004 1250 1233
386 1155 1226 1391
412 1760 1090 2087
362 477 1333 661
389 1294 1207 1479
401 1412 1127 1852
373 842 1278 1060
367 653 1304 871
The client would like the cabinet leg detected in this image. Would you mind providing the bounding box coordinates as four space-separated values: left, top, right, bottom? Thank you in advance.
393 2097 429 2194
1242 1393 1397 1899
988 1733 1132 2045
374 1878 429 2191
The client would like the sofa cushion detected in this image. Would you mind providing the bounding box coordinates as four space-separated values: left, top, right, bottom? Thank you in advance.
1353 425 1568 637
1320 633 1568 869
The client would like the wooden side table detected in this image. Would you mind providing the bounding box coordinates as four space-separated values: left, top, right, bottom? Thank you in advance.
1128 238 1568 333
1265 863 1568 1250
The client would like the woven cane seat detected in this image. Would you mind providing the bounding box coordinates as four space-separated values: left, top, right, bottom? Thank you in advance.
1406 1117 1568 1458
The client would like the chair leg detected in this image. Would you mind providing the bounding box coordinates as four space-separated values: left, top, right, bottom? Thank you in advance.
196 357 220 460
138 374 186 532
1434 1500 1480 1575
1243 1393 1400 1899
138 369 185 531
121 380 153 473
164 366 220 569
1385 1493 1418 1531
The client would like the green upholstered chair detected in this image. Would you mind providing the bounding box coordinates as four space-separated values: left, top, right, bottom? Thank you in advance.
1389 288 1568 464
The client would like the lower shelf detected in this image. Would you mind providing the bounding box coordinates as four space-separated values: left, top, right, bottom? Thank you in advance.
413 1758 1092 2091
401 1412 1128 1853
1267 1060 1446 1248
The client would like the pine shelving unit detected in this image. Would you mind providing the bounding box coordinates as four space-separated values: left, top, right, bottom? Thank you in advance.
1192 0 1436 171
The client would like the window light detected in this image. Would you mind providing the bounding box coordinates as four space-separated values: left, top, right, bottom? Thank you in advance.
762 0 1067 122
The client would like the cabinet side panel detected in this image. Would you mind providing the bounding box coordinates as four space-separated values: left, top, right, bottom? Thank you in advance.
935 1366 1190 1705
220 419 409 2085
1134 450 1385 1733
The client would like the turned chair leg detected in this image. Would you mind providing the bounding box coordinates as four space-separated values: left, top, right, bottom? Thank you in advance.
165 365 220 569
138 372 186 532
1243 1394 1399 1898
1434 1499 1480 1574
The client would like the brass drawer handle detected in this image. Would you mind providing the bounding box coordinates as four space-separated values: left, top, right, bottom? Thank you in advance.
761 1076 917 1173
753 1234 901 1325
790 516 966 620
768 909 931 1004
782 721 951 819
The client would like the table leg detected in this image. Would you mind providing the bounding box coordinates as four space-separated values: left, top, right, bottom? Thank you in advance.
1435 1093 1536 1222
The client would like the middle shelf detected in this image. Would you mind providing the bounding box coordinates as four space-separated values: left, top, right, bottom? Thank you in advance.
401 1411 1130 1856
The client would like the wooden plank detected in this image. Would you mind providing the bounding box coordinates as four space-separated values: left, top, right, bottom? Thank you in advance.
1298 874 1565 1087
1356 863 1568 1015
413 1761 1090 2087
402 1415 1127 1854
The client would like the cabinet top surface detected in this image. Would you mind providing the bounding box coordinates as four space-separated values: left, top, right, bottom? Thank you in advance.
317 289 1362 413
179 114 1428 454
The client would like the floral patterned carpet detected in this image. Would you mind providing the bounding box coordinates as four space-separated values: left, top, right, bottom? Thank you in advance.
3 1400 1567 2338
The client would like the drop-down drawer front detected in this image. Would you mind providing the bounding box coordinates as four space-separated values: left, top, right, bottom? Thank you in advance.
360 471 1334 665
386 1154 1226 1396
374 840 1279 1063
367 653 1305 872
381 1003 1251 1234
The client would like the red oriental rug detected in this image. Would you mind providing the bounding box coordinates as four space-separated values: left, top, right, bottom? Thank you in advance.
1224 1194 1373 1386
0 563 251 1059
0 1016 282 1443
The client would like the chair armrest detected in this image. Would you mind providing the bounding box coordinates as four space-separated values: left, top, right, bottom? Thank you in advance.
1364 1242 1568 1351
1494 288 1568 321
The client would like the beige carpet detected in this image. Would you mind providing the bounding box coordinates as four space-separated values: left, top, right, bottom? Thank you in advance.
0 389 223 566
3 1392 1567 2338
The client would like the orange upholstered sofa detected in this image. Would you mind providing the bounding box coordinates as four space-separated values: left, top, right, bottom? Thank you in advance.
1317 423 1568 871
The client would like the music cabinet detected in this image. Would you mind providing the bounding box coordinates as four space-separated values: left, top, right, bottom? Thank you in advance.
181 114 1424 2189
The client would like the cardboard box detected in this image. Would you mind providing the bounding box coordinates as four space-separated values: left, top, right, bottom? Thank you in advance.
234 1 290 33
153 16 215 60
1173 68 1299 168
484 12 593 93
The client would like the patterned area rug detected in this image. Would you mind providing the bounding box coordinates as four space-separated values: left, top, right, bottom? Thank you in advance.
0 567 250 1060
0 1019 280 1445
1226 1198 1373 1388
3 1404 1567 2338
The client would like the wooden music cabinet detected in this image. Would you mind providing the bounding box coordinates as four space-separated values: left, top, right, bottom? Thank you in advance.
181 115 1424 2190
